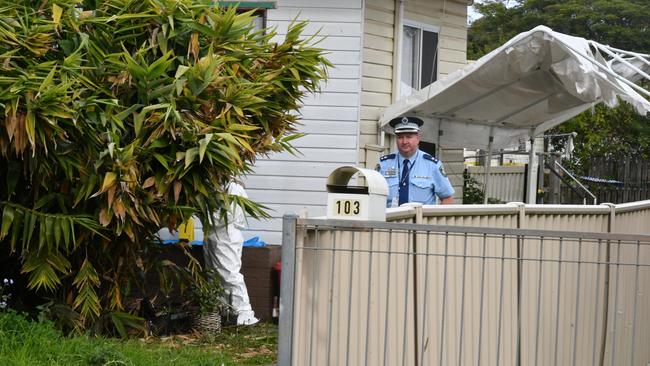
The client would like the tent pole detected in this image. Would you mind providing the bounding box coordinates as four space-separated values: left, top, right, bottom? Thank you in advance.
483 133 494 204
526 135 537 204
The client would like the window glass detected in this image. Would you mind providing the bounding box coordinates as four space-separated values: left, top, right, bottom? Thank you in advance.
420 30 438 89
400 24 439 99
401 25 420 98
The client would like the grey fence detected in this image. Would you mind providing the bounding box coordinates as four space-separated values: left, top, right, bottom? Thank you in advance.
279 216 650 366
466 165 526 203
587 156 650 186
561 184 650 205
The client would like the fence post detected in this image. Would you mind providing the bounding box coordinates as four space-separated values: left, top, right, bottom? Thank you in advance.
409 203 423 366
511 202 526 229
598 203 616 366
602 203 616 233
410 202 423 225
549 153 561 204
278 214 298 366
537 154 545 204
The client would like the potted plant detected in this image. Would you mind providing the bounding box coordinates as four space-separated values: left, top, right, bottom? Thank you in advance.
190 274 226 334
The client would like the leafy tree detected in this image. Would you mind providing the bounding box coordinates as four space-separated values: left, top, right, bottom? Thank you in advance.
561 101 650 161
0 0 330 333
469 0 650 172
469 0 650 59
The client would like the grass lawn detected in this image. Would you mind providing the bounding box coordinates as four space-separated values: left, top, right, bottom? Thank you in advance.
0 311 277 366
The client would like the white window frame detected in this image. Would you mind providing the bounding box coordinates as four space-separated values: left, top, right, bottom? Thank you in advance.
400 20 440 98
217 2 271 32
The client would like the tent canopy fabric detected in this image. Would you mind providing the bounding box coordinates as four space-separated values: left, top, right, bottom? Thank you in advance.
379 25 650 150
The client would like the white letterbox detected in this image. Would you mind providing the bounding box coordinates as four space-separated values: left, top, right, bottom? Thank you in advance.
326 166 388 221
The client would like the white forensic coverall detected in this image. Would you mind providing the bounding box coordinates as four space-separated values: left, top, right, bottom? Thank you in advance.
203 183 258 326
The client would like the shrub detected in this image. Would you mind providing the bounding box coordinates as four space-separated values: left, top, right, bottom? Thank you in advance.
463 170 504 204
463 170 485 204
0 0 330 333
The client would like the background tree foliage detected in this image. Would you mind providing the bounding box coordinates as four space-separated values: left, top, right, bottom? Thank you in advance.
469 0 650 168
0 0 330 333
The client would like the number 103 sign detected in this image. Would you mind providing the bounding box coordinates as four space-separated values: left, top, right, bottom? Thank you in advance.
327 193 371 220
325 166 388 221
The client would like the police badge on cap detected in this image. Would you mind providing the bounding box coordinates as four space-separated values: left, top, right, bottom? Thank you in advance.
389 116 424 134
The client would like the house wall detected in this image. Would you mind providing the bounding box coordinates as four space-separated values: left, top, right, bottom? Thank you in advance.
245 0 470 243
404 0 468 77
359 0 395 166
359 0 469 201
244 0 364 244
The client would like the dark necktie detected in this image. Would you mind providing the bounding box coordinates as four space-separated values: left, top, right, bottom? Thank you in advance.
399 159 410 205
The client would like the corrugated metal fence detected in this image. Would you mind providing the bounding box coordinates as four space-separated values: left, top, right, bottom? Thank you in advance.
467 165 526 203
278 201 650 366
407 201 650 235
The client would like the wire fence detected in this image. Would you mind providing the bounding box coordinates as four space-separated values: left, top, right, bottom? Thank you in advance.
279 217 650 366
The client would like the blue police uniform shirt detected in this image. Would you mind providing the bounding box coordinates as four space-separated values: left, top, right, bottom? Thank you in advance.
377 149 454 207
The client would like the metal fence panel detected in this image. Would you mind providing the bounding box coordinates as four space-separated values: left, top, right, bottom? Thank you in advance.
413 231 521 366
614 205 650 234
280 217 650 366
602 239 650 366
467 165 526 203
292 228 416 366
518 236 608 366
524 212 609 232
392 201 650 235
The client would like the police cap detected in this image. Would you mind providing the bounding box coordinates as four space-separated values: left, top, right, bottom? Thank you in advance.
389 116 423 134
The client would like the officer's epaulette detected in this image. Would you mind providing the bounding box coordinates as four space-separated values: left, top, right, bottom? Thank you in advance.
379 153 396 162
423 154 439 164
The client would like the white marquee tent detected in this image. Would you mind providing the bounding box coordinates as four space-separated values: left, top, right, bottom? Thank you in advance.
379 25 650 203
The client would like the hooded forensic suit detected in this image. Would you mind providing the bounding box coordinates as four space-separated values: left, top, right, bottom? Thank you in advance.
203 183 258 326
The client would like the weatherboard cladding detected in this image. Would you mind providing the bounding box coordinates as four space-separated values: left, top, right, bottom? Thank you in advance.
245 0 469 244
244 0 363 245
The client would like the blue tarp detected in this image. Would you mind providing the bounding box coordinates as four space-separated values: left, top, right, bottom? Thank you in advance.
243 236 267 247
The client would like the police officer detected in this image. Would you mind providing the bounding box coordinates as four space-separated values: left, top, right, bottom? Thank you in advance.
376 116 454 207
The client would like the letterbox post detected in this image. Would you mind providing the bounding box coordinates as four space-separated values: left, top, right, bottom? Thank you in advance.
326 166 388 221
